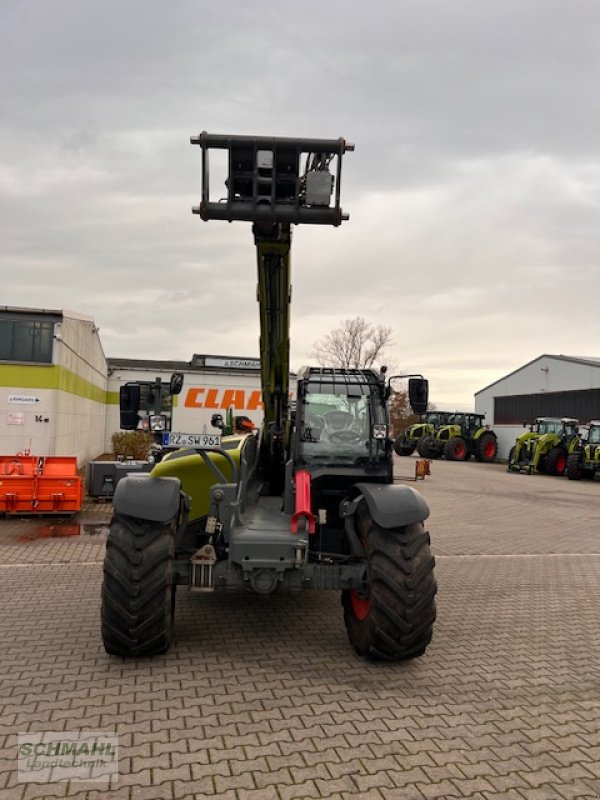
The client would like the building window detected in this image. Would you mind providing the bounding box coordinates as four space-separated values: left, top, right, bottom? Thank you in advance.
0 319 54 363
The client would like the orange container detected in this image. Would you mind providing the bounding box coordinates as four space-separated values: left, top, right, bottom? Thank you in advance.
0 455 83 514
0 455 38 477
0 455 38 513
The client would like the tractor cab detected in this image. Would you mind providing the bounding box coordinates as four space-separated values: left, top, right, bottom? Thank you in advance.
422 411 449 426
463 413 485 433
532 417 564 435
531 417 578 445
588 421 600 445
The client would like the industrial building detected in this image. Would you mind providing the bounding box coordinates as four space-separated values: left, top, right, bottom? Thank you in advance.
0 307 107 464
475 354 600 458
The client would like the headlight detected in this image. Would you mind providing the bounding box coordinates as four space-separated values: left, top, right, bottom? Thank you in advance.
149 414 167 431
373 424 387 439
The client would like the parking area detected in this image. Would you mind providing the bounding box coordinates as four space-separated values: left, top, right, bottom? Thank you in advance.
0 458 599 800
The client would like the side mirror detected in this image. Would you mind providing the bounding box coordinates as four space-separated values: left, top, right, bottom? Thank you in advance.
119 384 141 430
169 372 184 395
211 413 225 432
408 378 428 415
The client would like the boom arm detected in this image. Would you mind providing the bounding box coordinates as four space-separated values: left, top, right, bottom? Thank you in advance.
254 221 292 489
191 132 353 491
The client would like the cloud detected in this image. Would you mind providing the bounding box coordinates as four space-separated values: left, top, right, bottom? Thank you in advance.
1 0 600 408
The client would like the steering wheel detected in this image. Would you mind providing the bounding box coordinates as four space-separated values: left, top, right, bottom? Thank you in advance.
329 430 363 444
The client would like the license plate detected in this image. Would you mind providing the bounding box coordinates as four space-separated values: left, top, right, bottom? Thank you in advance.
162 433 222 448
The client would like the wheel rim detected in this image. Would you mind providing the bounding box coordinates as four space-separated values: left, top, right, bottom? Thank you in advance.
350 590 370 621
455 442 466 458
484 441 496 458
556 454 566 473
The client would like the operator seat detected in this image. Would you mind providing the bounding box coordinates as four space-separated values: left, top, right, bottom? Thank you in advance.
323 410 355 433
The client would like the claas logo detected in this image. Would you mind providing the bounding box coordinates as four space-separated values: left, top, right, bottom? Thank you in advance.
184 387 263 410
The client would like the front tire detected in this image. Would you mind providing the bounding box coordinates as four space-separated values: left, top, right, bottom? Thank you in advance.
444 437 469 461
474 432 497 462
507 445 516 471
342 509 436 661
544 447 568 476
394 438 416 457
418 435 441 459
101 514 176 657
566 452 583 480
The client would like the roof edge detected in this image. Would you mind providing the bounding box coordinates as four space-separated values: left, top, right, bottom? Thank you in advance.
475 354 600 396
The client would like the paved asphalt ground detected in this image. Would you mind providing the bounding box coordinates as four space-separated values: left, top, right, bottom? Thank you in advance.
0 458 598 799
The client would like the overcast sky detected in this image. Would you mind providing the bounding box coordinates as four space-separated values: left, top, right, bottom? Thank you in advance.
2 0 599 408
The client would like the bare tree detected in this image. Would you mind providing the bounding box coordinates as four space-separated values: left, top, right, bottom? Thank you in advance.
311 317 392 369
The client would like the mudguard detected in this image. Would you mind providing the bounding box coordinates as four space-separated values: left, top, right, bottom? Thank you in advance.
113 474 181 523
354 482 430 529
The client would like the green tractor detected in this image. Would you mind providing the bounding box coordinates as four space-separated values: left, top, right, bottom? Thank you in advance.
507 417 580 476
394 411 450 456
418 413 498 462
566 420 600 480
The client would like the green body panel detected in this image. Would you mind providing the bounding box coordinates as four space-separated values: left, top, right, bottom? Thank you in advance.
437 424 486 443
582 424 600 466
436 424 461 441
583 443 600 463
405 422 433 441
151 436 245 522
576 442 600 470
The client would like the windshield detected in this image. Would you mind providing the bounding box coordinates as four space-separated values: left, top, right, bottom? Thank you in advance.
299 383 386 465
535 420 562 435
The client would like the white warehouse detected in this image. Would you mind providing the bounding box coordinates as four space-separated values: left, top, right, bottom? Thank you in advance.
475 354 600 459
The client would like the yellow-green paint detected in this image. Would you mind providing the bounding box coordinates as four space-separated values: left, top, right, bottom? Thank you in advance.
0 364 107 404
151 436 244 521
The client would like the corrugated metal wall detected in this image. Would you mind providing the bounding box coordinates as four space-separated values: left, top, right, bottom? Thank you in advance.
495 388 600 424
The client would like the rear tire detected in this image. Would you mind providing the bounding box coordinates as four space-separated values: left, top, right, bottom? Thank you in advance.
342 507 437 661
394 438 415 457
101 514 176 657
544 447 568 476
474 432 497 462
444 437 469 461
566 452 583 480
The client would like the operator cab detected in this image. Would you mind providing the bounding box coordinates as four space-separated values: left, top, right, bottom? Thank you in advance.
296 368 388 475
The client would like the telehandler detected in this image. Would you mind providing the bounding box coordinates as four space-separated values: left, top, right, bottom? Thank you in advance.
101 133 436 661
